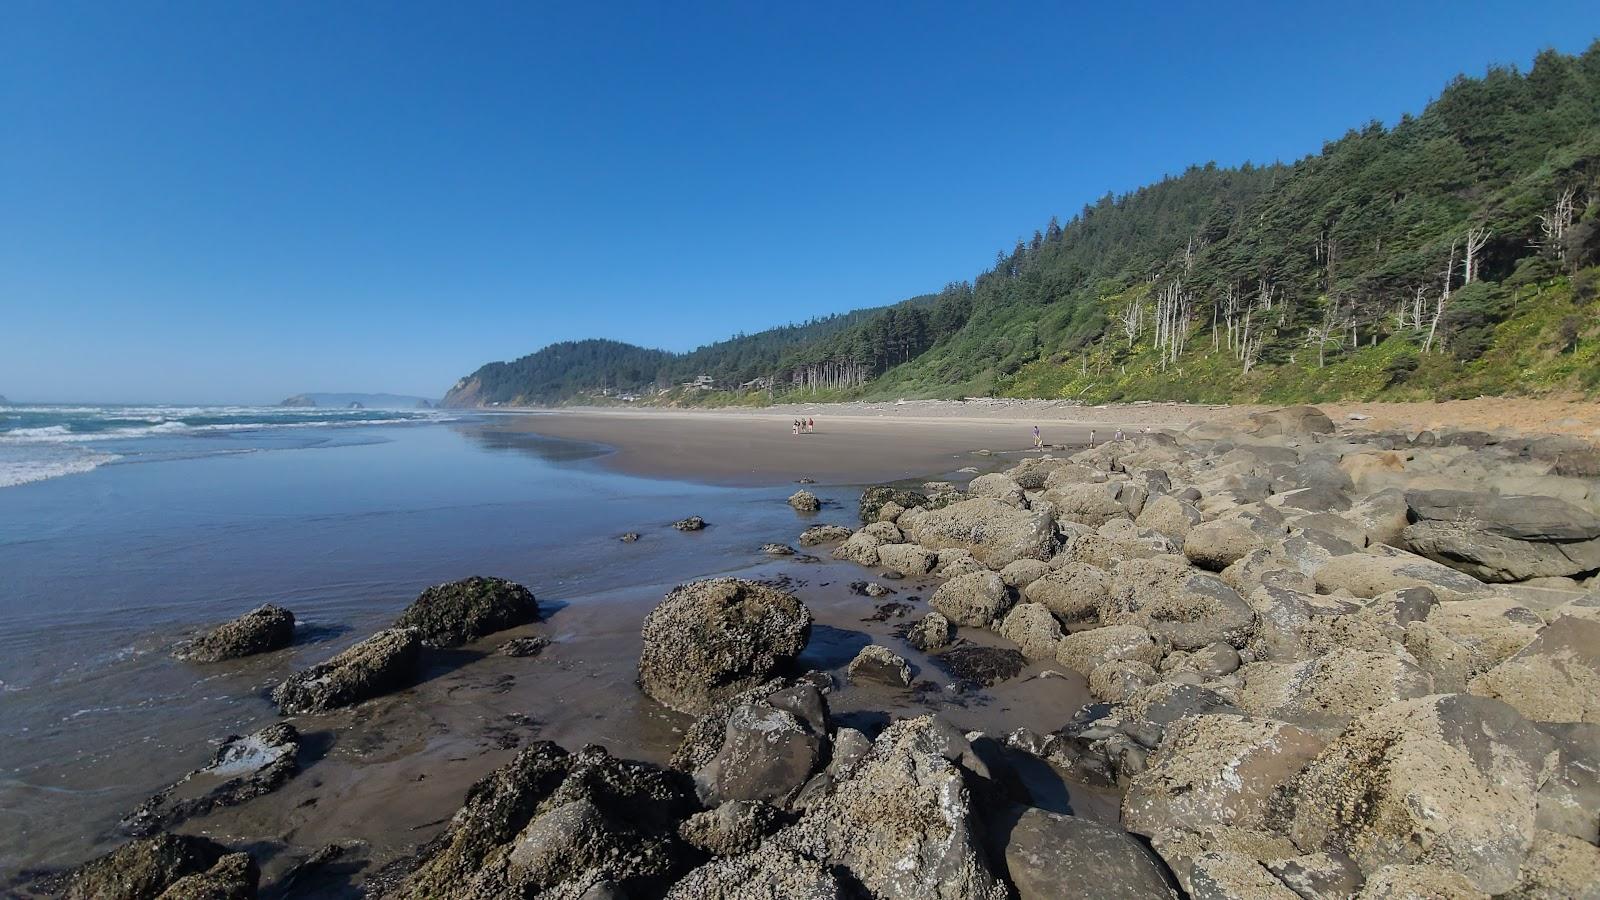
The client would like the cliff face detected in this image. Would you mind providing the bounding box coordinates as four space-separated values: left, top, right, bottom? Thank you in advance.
441 378 485 408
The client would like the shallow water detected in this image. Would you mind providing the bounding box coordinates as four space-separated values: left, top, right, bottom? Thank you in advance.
0 414 1101 889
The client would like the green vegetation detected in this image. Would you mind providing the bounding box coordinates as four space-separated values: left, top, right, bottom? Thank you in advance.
446 43 1600 409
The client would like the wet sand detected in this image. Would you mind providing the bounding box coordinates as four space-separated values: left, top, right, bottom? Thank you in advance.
495 409 1119 486
31 557 1104 897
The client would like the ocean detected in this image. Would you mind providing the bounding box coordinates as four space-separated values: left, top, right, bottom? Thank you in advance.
0 406 842 876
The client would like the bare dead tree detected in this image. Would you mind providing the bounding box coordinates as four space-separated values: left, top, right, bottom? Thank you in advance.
1153 280 1194 368
1463 226 1491 285
1534 186 1579 265
1119 296 1144 348
1425 240 1458 354
1307 296 1348 367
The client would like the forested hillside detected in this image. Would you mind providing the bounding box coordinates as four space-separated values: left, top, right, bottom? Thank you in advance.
445 43 1600 408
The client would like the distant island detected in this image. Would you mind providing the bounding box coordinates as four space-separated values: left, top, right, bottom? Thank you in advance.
280 392 436 409
445 44 1600 410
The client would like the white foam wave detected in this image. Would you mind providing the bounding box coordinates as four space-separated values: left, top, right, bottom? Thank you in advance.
0 415 455 445
0 450 120 488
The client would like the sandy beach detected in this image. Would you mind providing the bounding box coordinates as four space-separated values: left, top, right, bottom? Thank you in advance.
485 396 1600 487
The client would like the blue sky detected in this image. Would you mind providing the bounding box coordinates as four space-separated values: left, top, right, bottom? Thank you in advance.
2 2 1594 403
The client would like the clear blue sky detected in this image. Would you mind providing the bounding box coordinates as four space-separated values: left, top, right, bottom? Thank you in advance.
2 1 1594 403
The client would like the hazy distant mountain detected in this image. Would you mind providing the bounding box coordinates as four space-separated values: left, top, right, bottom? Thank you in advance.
280 392 436 409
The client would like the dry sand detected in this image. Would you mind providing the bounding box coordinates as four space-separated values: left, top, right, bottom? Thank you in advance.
485 396 1600 486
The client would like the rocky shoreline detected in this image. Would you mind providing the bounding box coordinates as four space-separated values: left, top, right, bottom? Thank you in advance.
23 404 1600 898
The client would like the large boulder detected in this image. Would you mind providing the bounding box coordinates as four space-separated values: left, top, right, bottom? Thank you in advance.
996 804 1179 899
1057 624 1161 676
1401 490 1600 582
1136 494 1203 543
66 834 239 900
876 542 937 577
1184 519 1270 571
831 530 884 566
905 497 1058 569
1535 722 1600 845
390 742 700 898
1124 714 1325 838
1275 693 1553 894
930 571 1011 628
121 723 300 836
176 604 295 662
272 627 421 714
666 848 847 899
798 524 852 546
1469 615 1600 723
394 576 539 647
1103 557 1254 651
1312 544 1490 601
1236 649 1434 729
996 602 1064 660
860 486 929 523
768 716 1011 900
1046 482 1131 529
693 694 828 807
847 644 912 687
907 611 954 651
155 852 259 900
1023 562 1109 627
788 489 821 512
638 578 812 714
1246 406 1335 437
968 473 1027 507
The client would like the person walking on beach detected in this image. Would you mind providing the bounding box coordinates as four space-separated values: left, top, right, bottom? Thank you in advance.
792 419 800 435
1089 429 1096 449
1032 425 1042 450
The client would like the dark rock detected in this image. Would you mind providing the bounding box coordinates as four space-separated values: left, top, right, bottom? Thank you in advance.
859 486 930 523
995 804 1179 899
767 716 1011 899
638 578 812 714
932 644 1028 688
394 576 538 647
155 852 259 900
905 611 954 651
1533 721 1600 844
673 516 708 531
497 635 551 657
390 742 700 899
620 532 641 543
692 695 827 808
1402 489 1600 581
850 580 895 598
66 834 235 900
677 800 783 856
176 604 295 662
121 723 300 837
760 543 797 556
1526 434 1600 477
666 848 846 899
846 644 912 687
272 627 421 714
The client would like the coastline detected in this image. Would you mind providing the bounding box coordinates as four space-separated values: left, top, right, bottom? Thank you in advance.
478 396 1600 486
12 401 1600 897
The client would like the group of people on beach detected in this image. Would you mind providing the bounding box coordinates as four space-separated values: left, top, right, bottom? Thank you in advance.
792 417 815 435
1033 424 1131 450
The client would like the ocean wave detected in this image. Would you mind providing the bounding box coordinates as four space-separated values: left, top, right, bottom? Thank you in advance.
0 414 457 445
0 449 121 488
